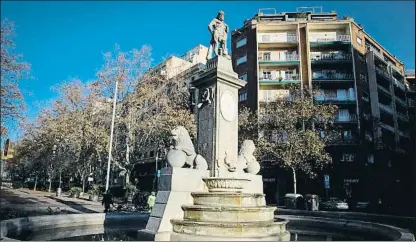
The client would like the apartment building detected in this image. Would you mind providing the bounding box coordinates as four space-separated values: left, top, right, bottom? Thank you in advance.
130 44 208 191
231 7 413 210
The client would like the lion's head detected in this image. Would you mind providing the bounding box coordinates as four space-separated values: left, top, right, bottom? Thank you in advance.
170 126 196 155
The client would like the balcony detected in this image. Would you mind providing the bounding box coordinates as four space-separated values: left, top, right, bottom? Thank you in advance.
335 114 358 123
397 112 408 121
389 64 404 76
378 103 393 114
406 83 416 93
375 66 390 80
393 77 406 91
377 84 391 96
258 33 298 44
258 54 300 66
395 96 407 107
330 136 357 146
259 74 300 85
311 52 352 63
398 130 410 138
314 96 356 105
367 45 385 61
309 34 351 47
312 72 354 82
380 123 395 133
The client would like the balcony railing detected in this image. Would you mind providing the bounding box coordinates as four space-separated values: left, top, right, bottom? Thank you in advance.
380 123 395 133
312 34 351 42
395 96 407 106
335 114 358 123
378 103 393 114
406 83 416 93
258 34 298 43
367 45 385 61
398 130 410 138
375 66 390 79
258 54 299 62
389 64 403 76
393 77 406 90
259 74 300 82
330 136 357 145
311 53 352 61
312 72 353 80
377 84 391 95
397 112 408 121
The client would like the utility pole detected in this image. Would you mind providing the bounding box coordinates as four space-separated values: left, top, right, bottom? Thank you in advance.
106 80 119 192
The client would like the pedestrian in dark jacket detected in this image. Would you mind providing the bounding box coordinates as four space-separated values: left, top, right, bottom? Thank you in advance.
102 192 114 213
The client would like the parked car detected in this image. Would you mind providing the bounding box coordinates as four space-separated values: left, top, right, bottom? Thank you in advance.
356 201 370 210
320 197 349 210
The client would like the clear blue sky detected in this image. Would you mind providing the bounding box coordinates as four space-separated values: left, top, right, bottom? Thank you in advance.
1 1 415 137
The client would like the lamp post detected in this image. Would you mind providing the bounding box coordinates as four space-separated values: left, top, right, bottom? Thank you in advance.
106 80 119 192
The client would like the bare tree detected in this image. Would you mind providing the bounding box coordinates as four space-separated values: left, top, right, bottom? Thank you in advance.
1 19 31 137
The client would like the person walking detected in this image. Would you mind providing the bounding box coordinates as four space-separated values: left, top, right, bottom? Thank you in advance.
102 191 114 213
147 191 156 213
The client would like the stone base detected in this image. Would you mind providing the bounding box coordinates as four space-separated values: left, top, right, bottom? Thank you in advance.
170 231 291 241
143 167 210 241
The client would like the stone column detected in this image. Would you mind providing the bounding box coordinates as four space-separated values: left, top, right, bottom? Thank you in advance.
191 55 246 177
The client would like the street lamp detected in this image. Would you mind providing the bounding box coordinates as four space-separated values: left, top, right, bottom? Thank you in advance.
106 80 119 192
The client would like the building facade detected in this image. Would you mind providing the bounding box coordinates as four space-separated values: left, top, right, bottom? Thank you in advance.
130 45 208 191
231 7 413 212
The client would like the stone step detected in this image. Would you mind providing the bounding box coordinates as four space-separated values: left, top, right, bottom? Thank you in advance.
191 192 265 207
171 218 288 238
182 205 276 222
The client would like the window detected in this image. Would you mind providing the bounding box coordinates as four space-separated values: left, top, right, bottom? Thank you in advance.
239 73 247 82
356 37 362 46
263 52 271 61
341 153 355 162
239 90 247 102
367 154 374 163
262 71 271 80
236 55 247 65
236 37 247 48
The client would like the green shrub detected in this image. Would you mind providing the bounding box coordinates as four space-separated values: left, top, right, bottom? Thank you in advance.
124 183 137 197
88 185 101 196
69 187 82 196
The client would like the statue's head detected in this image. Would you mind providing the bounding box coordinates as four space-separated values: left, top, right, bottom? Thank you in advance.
239 140 256 156
217 11 225 21
170 126 195 151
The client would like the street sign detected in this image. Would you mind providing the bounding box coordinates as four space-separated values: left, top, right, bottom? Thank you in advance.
324 175 330 182
88 177 93 182
324 180 330 189
157 170 161 178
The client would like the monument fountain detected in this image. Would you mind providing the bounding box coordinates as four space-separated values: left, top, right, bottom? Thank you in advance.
1 10 413 242
139 10 290 241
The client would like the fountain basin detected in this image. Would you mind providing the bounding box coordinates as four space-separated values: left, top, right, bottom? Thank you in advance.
202 177 251 193
171 218 288 238
191 192 265 207
182 205 276 222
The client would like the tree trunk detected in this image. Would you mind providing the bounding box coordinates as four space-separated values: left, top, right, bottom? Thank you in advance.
125 170 130 185
33 176 38 191
292 167 297 195
82 177 86 193
48 176 52 193
59 171 62 189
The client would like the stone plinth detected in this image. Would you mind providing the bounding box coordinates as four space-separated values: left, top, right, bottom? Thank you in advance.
139 167 209 241
191 55 246 175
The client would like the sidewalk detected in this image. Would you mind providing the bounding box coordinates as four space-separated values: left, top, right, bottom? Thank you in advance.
1 187 104 216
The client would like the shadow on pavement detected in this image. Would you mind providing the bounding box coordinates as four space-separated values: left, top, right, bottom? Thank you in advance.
45 196 100 214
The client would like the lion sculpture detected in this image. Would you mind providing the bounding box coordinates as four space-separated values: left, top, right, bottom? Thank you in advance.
237 140 260 175
166 126 208 170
